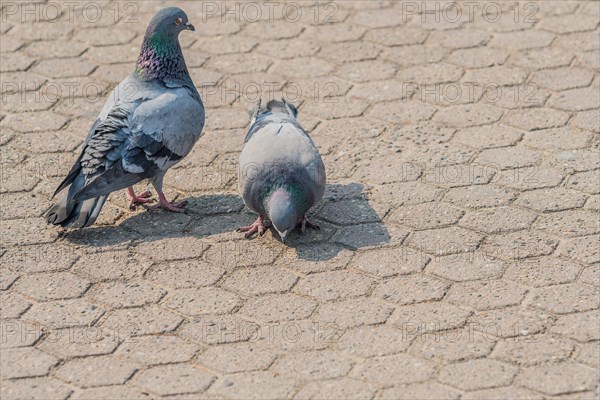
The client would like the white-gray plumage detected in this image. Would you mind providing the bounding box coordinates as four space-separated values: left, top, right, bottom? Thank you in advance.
238 100 326 241
46 7 204 228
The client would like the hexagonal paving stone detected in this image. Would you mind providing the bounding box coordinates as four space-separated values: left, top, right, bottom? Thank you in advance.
410 330 496 363
350 246 430 278
390 203 464 230
315 297 393 329
433 103 503 128
536 210 600 238
164 287 240 317
470 306 552 338
55 356 138 388
131 363 215 396
0 347 58 379
379 382 461 400
240 293 317 322
38 327 120 358
407 226 485 256
374 274 449 305
116 335 199 365
0 378 72 400
15 272 91 301
208 371 295 400
492 335 574 365
90 280 166 308
295 378 378 400
460 206 537 234
102 306 183 337
389 301 472 333
446 279 528 310
517 363 598 395
505 257 582 287
222 266 299 296
293 270 373 301
438 359 518 391
526 283 599 314
514 187 588 212
272 349 354 380
336 325 412 358
196 342 276 373
23 299 105 328
350 353 436 385
426 252 506 281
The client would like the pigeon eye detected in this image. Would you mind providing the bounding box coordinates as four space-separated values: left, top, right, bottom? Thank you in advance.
175 17 183 25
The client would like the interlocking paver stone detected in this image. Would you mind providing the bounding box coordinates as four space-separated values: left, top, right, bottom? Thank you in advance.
131 364 215 396
197 342 276 373
526 283 599 314
350 353 436 385
492 335 574 365
4 3 600 397
517 363 599 395
447 279 528 310
295 378 377 400
0 347 58 379
315 297 393 329
461 387 543 400
208 371 295 400
116 335 199 365
461 206 537 234
336 324 411 358
91 280 166 308
294 270 373 301
15 272 91 301
379 383 461 400
240 293 317 322
390 300 472 334
273 349 354 380
438 359 518 391
0 378 72 400
514 187 588 212
374 274 449 305
55 356 138 388
410 330 495 363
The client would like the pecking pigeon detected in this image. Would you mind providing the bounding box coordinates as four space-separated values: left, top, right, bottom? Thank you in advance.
46 7 204 228
238 99 326 241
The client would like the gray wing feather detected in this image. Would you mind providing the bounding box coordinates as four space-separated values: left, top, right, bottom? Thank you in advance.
239 119 325 212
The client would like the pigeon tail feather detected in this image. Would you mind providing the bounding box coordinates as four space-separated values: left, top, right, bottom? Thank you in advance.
45 173 109 228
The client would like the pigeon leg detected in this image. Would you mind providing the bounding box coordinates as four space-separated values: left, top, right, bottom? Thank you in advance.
301 215 320 233
127 187 155 210
150 191 187 213
238 215 270 238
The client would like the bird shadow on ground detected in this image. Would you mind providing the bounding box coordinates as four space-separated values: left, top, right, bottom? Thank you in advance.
64 183 390 262
281 182 391 261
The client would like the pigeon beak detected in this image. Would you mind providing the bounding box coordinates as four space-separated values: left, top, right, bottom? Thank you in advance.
185 22 195 31
279 230 288 243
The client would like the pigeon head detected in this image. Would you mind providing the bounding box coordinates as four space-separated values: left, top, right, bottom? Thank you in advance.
148 7 195 36
136 7 195 80
268 188 300 242
252 99 298 123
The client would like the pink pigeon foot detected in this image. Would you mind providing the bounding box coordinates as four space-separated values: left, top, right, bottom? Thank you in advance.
151 192 187 213
238 215 270 238
127 187 155 210
301 215 320 233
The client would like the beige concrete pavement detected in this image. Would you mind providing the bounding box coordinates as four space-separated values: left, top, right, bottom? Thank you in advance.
1 0 599 399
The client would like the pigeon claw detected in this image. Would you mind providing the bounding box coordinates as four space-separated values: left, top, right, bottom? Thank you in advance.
238 216 269 239
150 192 187 213
301 215 320 233
127 189 155 210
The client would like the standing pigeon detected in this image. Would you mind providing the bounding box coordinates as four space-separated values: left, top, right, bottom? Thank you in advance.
46 7 204 228
238 100 326 241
